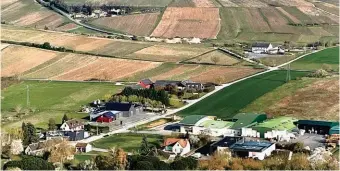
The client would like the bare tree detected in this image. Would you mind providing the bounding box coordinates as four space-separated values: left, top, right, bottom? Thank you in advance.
211 56 220 64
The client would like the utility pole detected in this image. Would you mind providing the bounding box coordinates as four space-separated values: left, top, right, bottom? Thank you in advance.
286 63 291 82
26 85 30 107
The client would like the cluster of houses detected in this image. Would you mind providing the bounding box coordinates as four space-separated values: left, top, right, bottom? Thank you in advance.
132 78 206 91
72 9 122 19
251 42 285 54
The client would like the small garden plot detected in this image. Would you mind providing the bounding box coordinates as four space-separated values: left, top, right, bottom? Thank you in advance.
91 133 163 152
186 50 241 65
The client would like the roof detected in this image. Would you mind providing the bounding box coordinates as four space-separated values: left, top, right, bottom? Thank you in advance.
163 138 188 148
231 113 267 129
297 120 339 128
154 80 183 86
179 115 208 125
329 126 340 135
104 102 135 111
252 42 271 48
102 111 116 118
229 140 274 152
252 117 297 134
198 120 234 129
140 79 153 85
211 136 243 147
66 130 85 141
27 143 40 151
76 143 88 148
65 119 85 129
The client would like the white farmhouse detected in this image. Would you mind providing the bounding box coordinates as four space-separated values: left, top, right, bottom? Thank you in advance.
75 143 92 153
163 138 190 156
251 42 273 54
60 119 85 131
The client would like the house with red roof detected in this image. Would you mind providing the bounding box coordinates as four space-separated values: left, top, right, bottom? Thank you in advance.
138 79 154 89
163 138 190 156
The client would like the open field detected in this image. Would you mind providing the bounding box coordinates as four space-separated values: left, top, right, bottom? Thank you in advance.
261 0 314 7
218 0 268 7
63 0 172 7
178 70 309 118
1 0 67 29
125 44 214 62
313 1 339 16
55 23 80 31
91 133 163 152
290 46 339 71
1 81 122 129
1 45 59 77
151 7 221 39
88 13 160 36
185 49 241 65
242 77 339 121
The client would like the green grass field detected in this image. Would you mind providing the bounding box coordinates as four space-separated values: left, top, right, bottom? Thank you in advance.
1 81 122 129
178 70 309 119
91 133 163 152
290 47 339 71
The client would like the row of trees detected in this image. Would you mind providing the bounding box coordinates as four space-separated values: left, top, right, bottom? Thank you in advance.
120 87 169 106
1 40 72 53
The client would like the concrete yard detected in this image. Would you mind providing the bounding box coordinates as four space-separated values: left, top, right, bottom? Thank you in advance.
290 133 325 150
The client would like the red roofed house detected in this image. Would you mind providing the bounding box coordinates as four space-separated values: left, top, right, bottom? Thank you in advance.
138 79 153 89
96 112 116 123
163 138 190 156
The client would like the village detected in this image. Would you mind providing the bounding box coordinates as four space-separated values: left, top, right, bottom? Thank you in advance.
2 73 339 170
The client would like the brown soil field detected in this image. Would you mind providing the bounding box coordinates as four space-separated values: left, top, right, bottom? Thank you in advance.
315 2 339 15
260 8 297 34
297 6 339 24
267 78 339 121
151 7 220 38
52 58 161 81
189 67 261 83
23 53 98 79
192 0 215 7
89 13 160 36
55 23 80 31
187 50 241 65
1 45 58 77
244 8 271 32
151 65 201 80
126 44 213 62
276 7 301 24
261 0 314 7
308 27 333 36
0 43 10 50
219 0 268 7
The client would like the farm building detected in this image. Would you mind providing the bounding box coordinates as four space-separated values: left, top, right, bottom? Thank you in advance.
186 82 204 91
251 42 273 54
65 130 89 141
251 117 298 138
163 138 190 156
138 78 154 89
60 119 85 131
329 126 340 135
101 102 143 117
178 115 235 136
231 113 267 130
75 143 92 153
229 139 276 160
210 136 244 155
90 110 123 121
295 120 339 135
154 80 187 90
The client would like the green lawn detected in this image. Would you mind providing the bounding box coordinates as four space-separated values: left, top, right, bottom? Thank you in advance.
91 133 163 152
74 151 107 162
178 70 309 119
290 47 339 71
1 81 122 129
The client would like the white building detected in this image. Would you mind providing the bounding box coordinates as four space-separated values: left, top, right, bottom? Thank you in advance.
229 140 276 160
251 42 273 54
75 143 92 153
60 119 85 131
163 138 190 156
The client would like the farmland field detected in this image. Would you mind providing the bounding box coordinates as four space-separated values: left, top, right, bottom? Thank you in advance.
91 133 163 152
178 70 309 118
88 13 160 36
1 0 68 29
290 47 339 71
186 49 241 65
1 81 122 129
242 77 339 121
151 7 221 39
63 0 172 7
218 0 268 7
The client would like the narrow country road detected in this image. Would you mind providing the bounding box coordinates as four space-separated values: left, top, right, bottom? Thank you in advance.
78 48 323 144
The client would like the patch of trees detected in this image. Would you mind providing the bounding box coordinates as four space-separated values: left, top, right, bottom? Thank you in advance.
1 40 73 52
1 77 20 90
3 156 55 170
22 122 39 146
115 87 169 106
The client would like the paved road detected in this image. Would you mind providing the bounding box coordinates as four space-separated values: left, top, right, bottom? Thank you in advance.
78 49 322 144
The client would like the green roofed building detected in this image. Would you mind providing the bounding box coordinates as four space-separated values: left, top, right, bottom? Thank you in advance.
231 113 267 129
252 117 297 138
296 120 339 135
179 115 210 126
329 126 340 135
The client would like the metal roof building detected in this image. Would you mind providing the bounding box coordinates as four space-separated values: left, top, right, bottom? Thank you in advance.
231 113 267 129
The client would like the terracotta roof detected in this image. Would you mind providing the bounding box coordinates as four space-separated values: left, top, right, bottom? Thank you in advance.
76 143 88 148
163 138 188 148
66 119 85 129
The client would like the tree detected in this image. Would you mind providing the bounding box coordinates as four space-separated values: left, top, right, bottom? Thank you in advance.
112 148 128 170
4 156 54 170
62 114 69 123
78 159 97 170
22 122 38 146
211 56 220 64
48 140 75 166
189 135 200 148
140 135 151 155
48 118 57 131
94 155 113 170
199 152 229 170
135 161 154 170
41 42 51 49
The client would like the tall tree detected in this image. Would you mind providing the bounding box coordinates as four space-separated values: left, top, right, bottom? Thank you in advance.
62 114 69 123
22 122 38 146
48 140 75 167
48 118 57 131
113 148 127 170
140 135 150 155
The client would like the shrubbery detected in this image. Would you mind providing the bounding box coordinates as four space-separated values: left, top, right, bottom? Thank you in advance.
4 156 55 170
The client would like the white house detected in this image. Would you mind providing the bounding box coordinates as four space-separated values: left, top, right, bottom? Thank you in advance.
251 42 273 54
25 142 45 156
75 143 92 153
229 140 276 160
264 130 296 142
163 138 190 156
60 119 85 131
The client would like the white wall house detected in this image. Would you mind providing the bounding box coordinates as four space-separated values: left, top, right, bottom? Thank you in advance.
60 119 85 131
251 42 273 54
163 138 190 156
230 140 276 160
75 143 92 153
264 130 296 142
247 143 276 160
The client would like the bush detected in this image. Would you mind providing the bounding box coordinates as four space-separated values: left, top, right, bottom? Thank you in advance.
4 156 55 170
135 161 154 170
188 94 200 100
203 86 215 93
307 69 329 78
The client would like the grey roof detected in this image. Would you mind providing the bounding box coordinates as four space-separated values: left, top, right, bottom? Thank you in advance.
211 136 243 148
252 42 271 48
27 143 40 151
65 119 85 129
65 130 85 141
229 140 274 152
